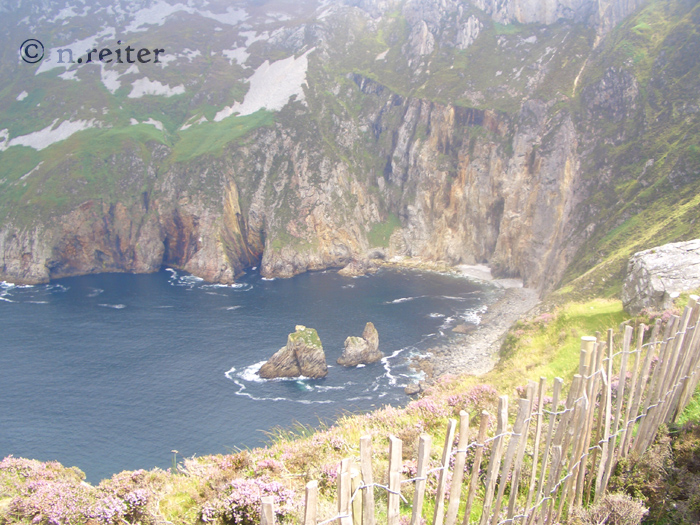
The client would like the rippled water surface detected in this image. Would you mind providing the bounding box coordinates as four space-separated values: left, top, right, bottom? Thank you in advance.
0 268 496 482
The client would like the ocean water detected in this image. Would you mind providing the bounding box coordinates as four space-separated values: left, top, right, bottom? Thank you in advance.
0 267 496 482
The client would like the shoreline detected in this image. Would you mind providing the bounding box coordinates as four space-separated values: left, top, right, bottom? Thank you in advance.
386 260 540 387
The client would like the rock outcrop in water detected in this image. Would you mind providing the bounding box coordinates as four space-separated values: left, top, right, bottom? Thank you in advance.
259 325 328 379
622 240 700 315
337 322 383 367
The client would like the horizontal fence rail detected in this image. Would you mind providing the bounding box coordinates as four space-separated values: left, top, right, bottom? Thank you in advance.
260 296 700 525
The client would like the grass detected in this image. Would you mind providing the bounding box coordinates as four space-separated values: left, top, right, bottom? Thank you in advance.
171 110 274 162
367 213 401 248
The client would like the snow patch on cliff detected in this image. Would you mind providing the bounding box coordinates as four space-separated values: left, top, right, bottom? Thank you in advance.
128 77 185 98
214 49 313 121
0 120 96 151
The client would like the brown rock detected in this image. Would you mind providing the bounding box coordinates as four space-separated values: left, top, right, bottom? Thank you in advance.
405 383 421 395
337 322 383 367
338 259 378 277
452 323 477 334
259 326 328 379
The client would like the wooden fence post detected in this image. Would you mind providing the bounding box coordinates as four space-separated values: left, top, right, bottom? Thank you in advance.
387 436 402 525
507 398 534 521
351 468 362 525
433 418 457 525
304 481 318 525
479 396 509 525
620 325 646 459
463 411 490 525
339 459 352 525
261 496 275 525
523 378 547 521
411 434 432 525
594 330 615 503
446 412 470 525
360 436 375 525
491 397 530 524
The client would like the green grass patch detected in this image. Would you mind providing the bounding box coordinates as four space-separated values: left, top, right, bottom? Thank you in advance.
172 110 274 162
367 213 401 248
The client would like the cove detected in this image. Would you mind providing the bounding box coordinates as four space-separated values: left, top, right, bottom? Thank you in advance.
0 267 496 483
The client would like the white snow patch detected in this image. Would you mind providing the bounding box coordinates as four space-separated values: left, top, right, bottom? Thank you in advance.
0 119 96 152
143 118 164 131
196 6 247 25
181 48 201 61
130 118 139 125
125 0 189 32
214 49 313 121
16 91 28 101
124 1 247 33
375 48 389 61
124 64 139 75
180 115 208 130
20 161 44 180
35 27 116 74
239 30 269 47
156 54 177 68
128 77 185 98
223 47 250 65
58 69 79 81
100 66 121 93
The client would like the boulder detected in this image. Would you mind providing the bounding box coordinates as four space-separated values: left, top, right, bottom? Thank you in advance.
622 239 700 314
337 322 383 367
338 259 378 277
259 325 328 379
452 323 477 334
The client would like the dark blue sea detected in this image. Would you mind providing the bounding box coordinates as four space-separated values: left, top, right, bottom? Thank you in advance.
0 268 495 483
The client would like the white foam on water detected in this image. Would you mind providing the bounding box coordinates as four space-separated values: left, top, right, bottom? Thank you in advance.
87 288 104 297
261 277 275 281
439 316 455 330
0 296 15 303
98 303 126 309
342 284 355 289
25 300 48 304
225 306 242 311
429 312 445 318
460 306 486 325
237 361 267 383
356 364 366 368
0 281 16 289
385 296 422 304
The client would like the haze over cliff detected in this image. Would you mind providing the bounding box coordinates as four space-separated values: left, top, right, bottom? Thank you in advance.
1 0 699 297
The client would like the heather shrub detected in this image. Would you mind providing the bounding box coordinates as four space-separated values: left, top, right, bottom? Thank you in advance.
568 493 647 525
200 477 297 525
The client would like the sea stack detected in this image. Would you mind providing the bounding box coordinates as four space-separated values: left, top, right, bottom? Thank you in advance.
337 322 383 367
259 325 328 379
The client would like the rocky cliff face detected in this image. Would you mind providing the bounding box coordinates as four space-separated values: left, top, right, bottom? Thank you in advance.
2 0 697 299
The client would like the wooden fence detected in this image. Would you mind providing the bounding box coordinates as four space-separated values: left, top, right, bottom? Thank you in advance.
260 296 700 525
